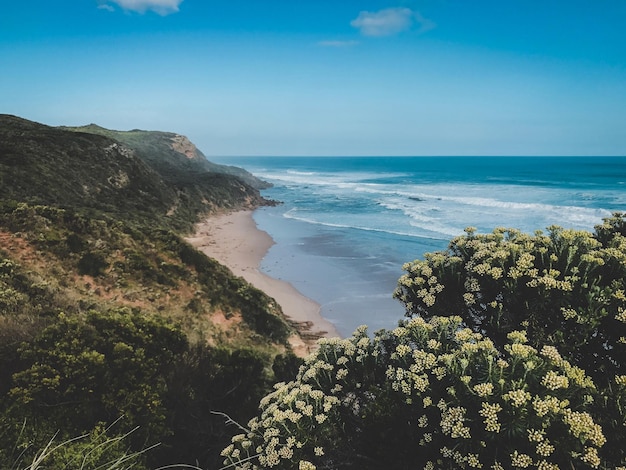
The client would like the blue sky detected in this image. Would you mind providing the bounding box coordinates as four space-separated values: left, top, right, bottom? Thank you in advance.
1 1 625 156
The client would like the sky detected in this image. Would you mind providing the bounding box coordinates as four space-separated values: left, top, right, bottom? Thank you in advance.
1 1 626 156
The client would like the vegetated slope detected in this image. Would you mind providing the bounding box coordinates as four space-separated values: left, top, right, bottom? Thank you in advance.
0 115 298 468
0 114 291 348
1 115 269 231
61 123 270 188
0 115 174 221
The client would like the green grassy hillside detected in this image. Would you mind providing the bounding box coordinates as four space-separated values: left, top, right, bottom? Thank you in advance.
0 115 299 469
1 115 271 231
61 123 270 190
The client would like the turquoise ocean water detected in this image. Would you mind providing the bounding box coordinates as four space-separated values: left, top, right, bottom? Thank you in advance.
215 157 626 337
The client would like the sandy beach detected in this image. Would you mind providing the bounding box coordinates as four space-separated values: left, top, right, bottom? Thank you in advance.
185 210 340 355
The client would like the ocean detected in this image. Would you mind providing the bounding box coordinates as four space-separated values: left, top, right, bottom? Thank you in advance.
214 157 626 337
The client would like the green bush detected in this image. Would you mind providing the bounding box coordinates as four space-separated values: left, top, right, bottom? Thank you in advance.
158 345 272 468
77 251 108 277
7 309 187 446
393 214 626 466
0 255 61 322
222 317 607 469
394 214 626 384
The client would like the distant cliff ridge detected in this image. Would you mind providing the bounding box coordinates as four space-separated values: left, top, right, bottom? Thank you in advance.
61 123 271 190
0 115 271 230
170 134 200 159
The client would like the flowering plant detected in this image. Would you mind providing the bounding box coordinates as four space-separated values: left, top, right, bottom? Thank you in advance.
394 214 626 465
394 217 626 384
222 316 606 469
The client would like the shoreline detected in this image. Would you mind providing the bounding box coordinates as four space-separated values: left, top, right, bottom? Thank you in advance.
185 209 340 355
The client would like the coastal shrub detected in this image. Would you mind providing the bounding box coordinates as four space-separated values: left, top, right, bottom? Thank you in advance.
6 308 187 447
158 345 273 468
234 283 292 343
65 232 86 253
393 214 626 465
272 352 304 384
394 214 626 383
77 251 108 277
1 308 283 469
0 255 60 327
222 316 606 469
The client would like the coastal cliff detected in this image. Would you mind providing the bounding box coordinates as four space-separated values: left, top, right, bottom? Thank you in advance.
0 114 298 468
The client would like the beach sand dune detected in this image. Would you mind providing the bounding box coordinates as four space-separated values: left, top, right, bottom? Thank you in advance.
186 210 340 356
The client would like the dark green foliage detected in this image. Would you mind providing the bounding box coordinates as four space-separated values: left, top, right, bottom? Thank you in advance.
0 303 281 469
0 256 62 399
0 255 62 322
7 309 187 446
0 308 283 468
77 251 108 277
272 352 305 383
1 421 150 470
234 283 292 343
65 233 86 253
157 345 272 468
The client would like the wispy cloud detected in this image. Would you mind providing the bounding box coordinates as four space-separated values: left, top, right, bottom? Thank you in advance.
351 7 435 37
318 40 360 48
100 0 183 15
97 3 115 12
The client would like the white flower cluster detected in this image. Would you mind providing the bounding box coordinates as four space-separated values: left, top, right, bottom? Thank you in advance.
440 406 471 439
479 402 502 433
541 371 569 391
540 345 562 364
510 450 533 468
503 389 532 407
222 316 605 470
562 409 606 447
473 382 494 397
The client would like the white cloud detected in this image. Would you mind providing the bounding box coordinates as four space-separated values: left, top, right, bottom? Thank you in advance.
350 7 435 37
318 40 360 47
102 0 183 15
97 3 115 12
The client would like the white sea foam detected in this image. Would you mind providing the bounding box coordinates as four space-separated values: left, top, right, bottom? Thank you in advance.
336 180 614 234
282 208 448 240
259 170 409 189
278 176 613 241
286 170 317 176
